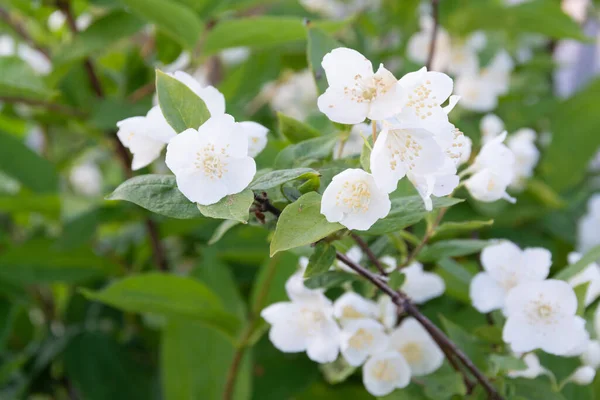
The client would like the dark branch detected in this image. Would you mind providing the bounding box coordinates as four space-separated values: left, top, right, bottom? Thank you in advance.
0 96 85 117
350 233 388 276
425 0 440 71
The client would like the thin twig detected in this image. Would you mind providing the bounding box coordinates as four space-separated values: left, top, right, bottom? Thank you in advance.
371 120 377 142
402 207 447 267
425 0 440 71
0 7 51 59
0 96 85 117
128 82 156 102
350 233 387 276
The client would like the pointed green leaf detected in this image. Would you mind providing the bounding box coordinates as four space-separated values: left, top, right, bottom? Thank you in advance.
418 240 489 263
304 242 336 278
304 271 358 289
274 135 338 169
555 244 600 280
307 26 342 93
277 112 321 143
250 168 320 191
197 189 254 223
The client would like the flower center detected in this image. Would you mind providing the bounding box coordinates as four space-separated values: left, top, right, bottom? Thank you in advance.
526 298 560 325
344 70 396 103
371 359 400 382
348 328 375 350
341 305 365 319
405 79 438 120
299 307 326 335
336 180 371 213
195 143 229 180
400 342 422 363
387 129 423 172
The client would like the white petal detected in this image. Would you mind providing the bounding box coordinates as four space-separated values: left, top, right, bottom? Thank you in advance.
389 317 444 376
443 95 460 114
196 85 226 117
175 169 228 205
401 262 445 304
333 292 378 323
426 71 454 103
571 366 596 385
269 321 308 353
465 169 514 203
469 272 506 313
239 121 268 157
165 128 204 173
220 157 256 194
481 241 523 275
322 47 374 90
370 129 407 193
306 319 341 363
363 352 411 396
261 302 295 324
317 88 370 124
507 353 545 379
340 319 389 367
581 340 600 368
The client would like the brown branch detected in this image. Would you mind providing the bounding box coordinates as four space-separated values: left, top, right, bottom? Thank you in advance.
350 233 387 276
128 82 156 103
0 96 85 117
425 0 440 71
0 7 51 59
402 207 447 267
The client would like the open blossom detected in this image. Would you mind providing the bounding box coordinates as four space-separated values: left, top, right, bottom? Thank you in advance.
261 291 340 363
507 353 546 379
503 279 589 355
240 121 269 157
321 168 391 231
267 70 318 121
567 252 600 307
333 123 370 160
333 292 378 325
317 48 403 124
116 105 176 170
340 319 389 366
398 262 445 304
480 114 505 144
377 295 397 330
447 31 487 76
165 114 256 205
464 132 516 203
362 351 411 396
578 194 600 254
389 317 444 376
69 162 102 196
406 17 452 72
507 128 539 190
470 241 551 313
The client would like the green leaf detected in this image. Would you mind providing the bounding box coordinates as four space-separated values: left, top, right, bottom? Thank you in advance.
250 252 298 312
306 26 342 94
420 367 467 399
203 17 351 55
0 57 54 100
274 135 338 169
440 316 488 370
208 220 241 245
435 258 474 304
116 0 203 48
156 69 211 133
541 78 600 191
366 196 463 235
304 271 358 289
388 269 405 289
359 136 372 173
54 11 144 64
319 357 355 385
304 242 336 278
270 192 343 256
0 130 58 193
250 168 320 191
0 239 114 285
197 189 254 223
81 273 241 338
277 113 321 143
574 281 590 316
418 239 489 263
555 244 600 280
489 354 527 373
433 220 494 239
107 174 201 219
510 378 567 400
65 333 156 400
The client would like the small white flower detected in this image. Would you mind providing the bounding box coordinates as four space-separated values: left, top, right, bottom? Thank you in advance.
568 252 600 307
480 51 514 96
318 48 403 124
398 262 445 304
333 123 370 159
377 295 397 331
48 11 66 31
116 105 176 170
578 194 600 254
0 35 51 75
268 70 318 121
447 31 487 76
363 351 411 396
239 121 268 157
333 292 378 325
69 162 102 197
321 168 391 231
454 73 500 112
165 114 256 205
503 279 589 356
261 292 340 364
470 241 551 313
507 353 546 379
380 255 397 273
570 366 596 385
465 169 515 203
389 317 444 376
285 257 326 302
480 114 505 144
220 46 250 66
340 319 390 366
406 17 452 72
167 71 226 117
581 340 600 369
507 128 539 190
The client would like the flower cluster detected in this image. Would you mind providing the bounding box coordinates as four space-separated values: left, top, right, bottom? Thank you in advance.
262 254 446 396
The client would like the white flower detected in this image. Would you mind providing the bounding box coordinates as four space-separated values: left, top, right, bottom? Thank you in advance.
167 71 225 117
570 366 596 385
503 279 589 356
480 114 505 144
447 31 487 76
0 35 51 75
362 351 411 396
239 121 268 158
69 162 102 196
398 262 445 304
507 128 539 190
581 340 600 369
220 47 250 66
380 255 397 273
48 11 66 31
261 292 340 363
470 241 551 313
285 257 326 302
116 105 176 170
480 51 514 95
455 72 500 112
377 295 397 330
568 252 600 307
507 353 546 379
465 169 515 203
406 17 452 72
389 317 444 376
317 48 403 124
300 0 379 19
333 292 378 325
269 70 318 121
333 123 369 159
340 319 390 366
321 168 391 231
578 194 600 254
165 114 256 205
